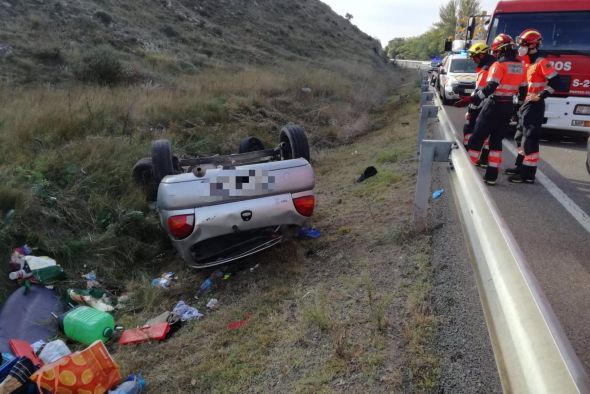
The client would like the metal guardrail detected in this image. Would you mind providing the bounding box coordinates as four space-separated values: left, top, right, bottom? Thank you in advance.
412 72 590 393
395 59 430 70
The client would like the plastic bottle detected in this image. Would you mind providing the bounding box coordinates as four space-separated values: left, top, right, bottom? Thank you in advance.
109 374 145 394
196 270 223 297
61 306 115 345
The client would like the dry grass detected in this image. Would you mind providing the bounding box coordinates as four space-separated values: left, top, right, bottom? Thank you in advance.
0 63 396 304
108 75 440 392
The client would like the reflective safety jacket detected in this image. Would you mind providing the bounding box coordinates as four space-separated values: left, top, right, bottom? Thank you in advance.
475 54 496 90
520 54 559 98
487 60 528 98
469 54 496 111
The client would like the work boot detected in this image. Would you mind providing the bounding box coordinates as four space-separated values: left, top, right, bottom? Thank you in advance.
483 167 498 185
505 154 524 175
508 174 534 184
508 164 535 184
504 166 520 175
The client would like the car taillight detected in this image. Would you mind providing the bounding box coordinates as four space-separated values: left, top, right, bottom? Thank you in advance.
167 214 195 239
293 195 315 217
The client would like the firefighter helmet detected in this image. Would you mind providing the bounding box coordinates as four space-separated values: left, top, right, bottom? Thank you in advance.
517 29 543 48
491 33 514 54
468 42 489 56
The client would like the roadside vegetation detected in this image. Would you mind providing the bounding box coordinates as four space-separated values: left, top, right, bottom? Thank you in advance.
385 0 486 60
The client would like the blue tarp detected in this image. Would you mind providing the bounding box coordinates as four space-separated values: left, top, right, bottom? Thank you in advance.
0 285 63 353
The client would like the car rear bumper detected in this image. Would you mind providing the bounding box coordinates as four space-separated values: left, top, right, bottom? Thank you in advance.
160 191 312 267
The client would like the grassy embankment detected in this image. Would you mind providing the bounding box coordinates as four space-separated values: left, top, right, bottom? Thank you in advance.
0 65 440 392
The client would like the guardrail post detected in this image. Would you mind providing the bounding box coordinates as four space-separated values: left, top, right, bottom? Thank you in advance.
420 80 429 92
419 91 434 107
417 105 438 152
413 140 453 231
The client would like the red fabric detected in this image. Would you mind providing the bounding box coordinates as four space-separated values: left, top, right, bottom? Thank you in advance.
227 313 253 330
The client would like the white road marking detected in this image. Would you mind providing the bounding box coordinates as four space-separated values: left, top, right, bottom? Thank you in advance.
503 142 590 234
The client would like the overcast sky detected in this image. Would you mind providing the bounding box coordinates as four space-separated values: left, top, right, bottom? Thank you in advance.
320 0 498 46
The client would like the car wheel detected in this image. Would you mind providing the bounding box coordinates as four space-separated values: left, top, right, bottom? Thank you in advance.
280 125 310 161
239 137 265 153
151 139 174 185
132 157 158 201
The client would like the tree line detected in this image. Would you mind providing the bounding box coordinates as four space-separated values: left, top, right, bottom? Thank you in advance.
385 0 484 61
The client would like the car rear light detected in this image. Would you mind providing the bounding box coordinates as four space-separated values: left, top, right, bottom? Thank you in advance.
167 214 195 239
293 195 315 217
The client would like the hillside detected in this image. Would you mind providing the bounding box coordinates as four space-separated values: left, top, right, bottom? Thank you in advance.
0 0 387 84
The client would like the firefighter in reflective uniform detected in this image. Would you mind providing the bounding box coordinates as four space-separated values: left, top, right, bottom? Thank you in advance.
467 34 527 185
505 29 560 183
462 43 496 167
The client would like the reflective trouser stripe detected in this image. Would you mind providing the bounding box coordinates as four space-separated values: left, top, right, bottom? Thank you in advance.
523 152 540 167
468 149 480 164
488 150 502 168
483 137 490 150
464 133 472 146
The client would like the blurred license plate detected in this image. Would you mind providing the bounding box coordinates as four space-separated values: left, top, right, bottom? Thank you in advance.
571 120 590 127
464 89 474 94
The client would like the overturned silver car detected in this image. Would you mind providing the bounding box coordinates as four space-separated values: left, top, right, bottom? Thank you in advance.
132 125 315 268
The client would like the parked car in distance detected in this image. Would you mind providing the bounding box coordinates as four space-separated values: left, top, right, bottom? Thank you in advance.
437 53 477 105
132 125 315 269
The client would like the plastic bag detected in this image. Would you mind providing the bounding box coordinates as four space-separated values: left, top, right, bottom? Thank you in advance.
31 340 121 394
38 340 71 364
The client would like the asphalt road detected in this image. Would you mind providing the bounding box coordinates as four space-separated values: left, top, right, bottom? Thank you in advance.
444 104 590 370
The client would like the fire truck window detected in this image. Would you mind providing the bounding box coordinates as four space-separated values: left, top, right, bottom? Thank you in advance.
489 12 590 52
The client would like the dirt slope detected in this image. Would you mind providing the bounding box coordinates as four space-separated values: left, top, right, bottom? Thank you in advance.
0 0 387 84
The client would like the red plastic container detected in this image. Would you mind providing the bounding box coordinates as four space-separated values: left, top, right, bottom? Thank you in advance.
8 339 42 366
118 323 170 345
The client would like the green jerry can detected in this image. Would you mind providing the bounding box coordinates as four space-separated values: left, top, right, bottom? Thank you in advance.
62 306 115 345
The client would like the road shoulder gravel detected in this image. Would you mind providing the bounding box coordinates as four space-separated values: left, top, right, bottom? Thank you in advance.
429 160 503 394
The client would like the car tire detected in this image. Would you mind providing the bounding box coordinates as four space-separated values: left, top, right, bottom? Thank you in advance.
280 125 310 161
151 139 174 185
239 137 265 153
132 157 158 201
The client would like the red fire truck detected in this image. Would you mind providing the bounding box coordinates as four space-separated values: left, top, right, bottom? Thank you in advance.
473 0 590 134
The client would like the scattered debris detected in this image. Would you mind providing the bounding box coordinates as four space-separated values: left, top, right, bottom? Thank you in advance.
151 272 177 289
38 339 71 364
173 301 203 321
145 311 172 326
0 356 37 393
206 298 219 310
249 264 259 273
8 339 42 367
301 87 312 94
356 166 378 182
109 373 145 393
82 270 101 289
31 340 122 393
227 313 253 330
61 306 115 345
432 188 445 201
67 288 115 312
297 227 321 239
119 323 171 345
196 270 223 298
